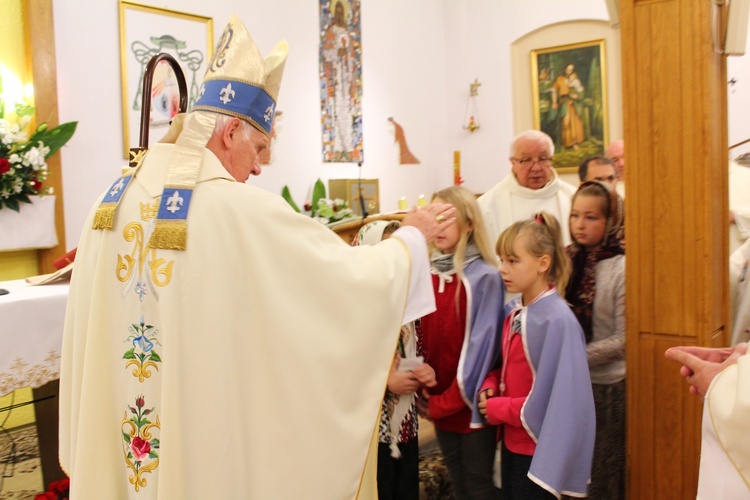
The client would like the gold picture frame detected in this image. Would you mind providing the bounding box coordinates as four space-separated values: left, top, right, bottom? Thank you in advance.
328 178 380 216
531 39 609 173
119 1 213 158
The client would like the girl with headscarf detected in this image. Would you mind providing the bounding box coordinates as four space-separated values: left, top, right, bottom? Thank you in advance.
565 180 626 499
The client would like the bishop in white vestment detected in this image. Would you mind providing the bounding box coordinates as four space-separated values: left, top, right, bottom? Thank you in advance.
59 14 455 499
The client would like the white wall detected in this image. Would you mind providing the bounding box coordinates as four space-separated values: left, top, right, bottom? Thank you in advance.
53 0 618 249
53 0 449 248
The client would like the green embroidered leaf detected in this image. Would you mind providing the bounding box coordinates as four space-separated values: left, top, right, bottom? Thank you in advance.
127 452 133 459
151 439 160 448
149 351 162 362
148 451 159 459
123 432 131 443
123 348 136 359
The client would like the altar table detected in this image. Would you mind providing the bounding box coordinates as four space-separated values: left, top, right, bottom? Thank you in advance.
0 279 69 397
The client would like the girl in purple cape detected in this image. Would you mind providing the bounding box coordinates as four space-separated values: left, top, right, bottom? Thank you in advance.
418 186 504 499
478 211 595 499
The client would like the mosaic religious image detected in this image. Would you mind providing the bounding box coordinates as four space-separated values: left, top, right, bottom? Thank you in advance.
319 0 363 163
531 40 609 170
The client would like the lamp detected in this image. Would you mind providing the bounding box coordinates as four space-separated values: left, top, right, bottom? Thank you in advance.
462 79 481 133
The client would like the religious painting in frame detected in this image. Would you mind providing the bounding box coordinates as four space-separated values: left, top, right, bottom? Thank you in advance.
119 1 213 159
531 39 609 171
319 0 364 163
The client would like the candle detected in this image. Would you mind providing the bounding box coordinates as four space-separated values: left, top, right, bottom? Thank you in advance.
417 194 427 207
398 197 408 211
454 151 462 185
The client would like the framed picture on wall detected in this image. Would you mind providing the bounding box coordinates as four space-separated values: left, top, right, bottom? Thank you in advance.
531 39 609 172
119 1 213 159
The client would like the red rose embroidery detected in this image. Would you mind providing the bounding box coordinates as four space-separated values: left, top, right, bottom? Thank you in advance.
0 158 10 174
131 436 151 460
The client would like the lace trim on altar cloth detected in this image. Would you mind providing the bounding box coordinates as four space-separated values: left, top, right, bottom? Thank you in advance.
0 351 61 397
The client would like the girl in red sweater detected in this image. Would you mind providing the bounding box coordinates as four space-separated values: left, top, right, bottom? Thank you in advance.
418 186 504 499
478 212 595 499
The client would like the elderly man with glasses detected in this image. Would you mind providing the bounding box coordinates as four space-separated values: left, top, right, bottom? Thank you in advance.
478 129 577 247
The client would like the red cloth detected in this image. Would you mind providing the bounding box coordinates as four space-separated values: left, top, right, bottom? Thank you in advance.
421 275 473 433
53 248 77 270
480 312 535 455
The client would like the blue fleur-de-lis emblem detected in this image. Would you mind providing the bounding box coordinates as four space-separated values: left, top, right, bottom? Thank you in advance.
166 191 184 214
264 103 275 123
110 178 125 197
220 83 235 104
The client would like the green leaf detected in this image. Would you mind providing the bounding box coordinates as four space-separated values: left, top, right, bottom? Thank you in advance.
4 198 20 212
149 351 162 362
123 432 131 443
14 103 34 117
316 202 334 218
311 178 326 211
151 438 160 448
123 348 136 360
17 194 31 204
148 451 159 459
280 185 300 213
29 121 77 156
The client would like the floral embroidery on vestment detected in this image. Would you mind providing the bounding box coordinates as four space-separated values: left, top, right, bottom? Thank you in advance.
121 394 161 492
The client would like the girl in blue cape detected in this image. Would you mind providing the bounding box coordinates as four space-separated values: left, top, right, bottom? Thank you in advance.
418 186 505 499
478 211 595 499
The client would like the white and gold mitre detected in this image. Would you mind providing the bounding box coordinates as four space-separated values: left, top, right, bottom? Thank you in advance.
192 13 288 137
92 14 289 250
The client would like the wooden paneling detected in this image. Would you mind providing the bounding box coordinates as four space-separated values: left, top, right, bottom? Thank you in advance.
24 0 67 274
622 0 728 497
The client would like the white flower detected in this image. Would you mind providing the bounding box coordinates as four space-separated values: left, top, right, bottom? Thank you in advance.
24 143 49 169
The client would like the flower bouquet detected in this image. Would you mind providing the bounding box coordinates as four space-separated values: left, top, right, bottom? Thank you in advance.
0 104 77 211
281 178 356 226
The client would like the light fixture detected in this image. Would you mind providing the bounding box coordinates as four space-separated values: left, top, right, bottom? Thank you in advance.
462 79 481 133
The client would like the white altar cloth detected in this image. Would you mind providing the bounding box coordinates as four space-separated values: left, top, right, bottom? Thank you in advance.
0 279 69 396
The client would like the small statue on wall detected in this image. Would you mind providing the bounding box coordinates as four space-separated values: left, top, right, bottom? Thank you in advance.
388 117 420 165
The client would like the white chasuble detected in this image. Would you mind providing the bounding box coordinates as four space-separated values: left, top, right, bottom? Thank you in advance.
60 144 433 499
697 354 750 498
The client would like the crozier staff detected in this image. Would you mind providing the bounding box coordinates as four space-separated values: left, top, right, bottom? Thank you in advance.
60 14 455 499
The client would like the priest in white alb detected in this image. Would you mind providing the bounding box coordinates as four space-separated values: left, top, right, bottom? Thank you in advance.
665 343 750 498
59 14 456 499
477 129 577 247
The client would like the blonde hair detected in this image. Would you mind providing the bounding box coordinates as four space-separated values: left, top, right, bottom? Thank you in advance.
496 211 570 295
431 186 498 284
